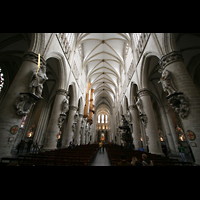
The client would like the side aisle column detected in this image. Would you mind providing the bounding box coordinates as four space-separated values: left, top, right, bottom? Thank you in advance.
138 88 164 155
42 89 68 151
129 104 141 150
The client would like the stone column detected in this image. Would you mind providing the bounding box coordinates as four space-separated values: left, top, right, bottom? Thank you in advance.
42 89 67 151
61 105 78 147
138 88 164 155
159 105 177 155
129 104 141 150
159 51 200 165
85 123 89 144
74 114 83 145
0 52 45 158
81 118 87 144
164 104 179 154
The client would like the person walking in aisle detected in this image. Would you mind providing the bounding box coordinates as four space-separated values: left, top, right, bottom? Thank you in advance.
27 138 33 153
33 140 38 153
99 142 102 153
16 140 23 155
102 142 105 153
178 143 187 162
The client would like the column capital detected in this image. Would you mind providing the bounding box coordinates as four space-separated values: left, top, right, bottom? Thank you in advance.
23 51 46 66
56 89 68 96
128 104 137 110
159 51 183 69
137 88 151 97
69 105 78 111
79 114 84 117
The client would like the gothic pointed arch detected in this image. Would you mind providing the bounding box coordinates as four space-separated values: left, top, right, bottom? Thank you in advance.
45 51 68 90
29 33 45 54
68 82 78 108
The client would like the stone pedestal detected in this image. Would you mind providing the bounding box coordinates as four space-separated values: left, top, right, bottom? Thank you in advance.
138 89 164 155
42 89 68 151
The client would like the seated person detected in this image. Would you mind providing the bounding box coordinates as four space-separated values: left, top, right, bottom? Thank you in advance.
117 154 130 166
131 156 143 166
142 154 153 166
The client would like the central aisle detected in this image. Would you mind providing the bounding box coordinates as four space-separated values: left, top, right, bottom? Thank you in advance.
90 147 111 166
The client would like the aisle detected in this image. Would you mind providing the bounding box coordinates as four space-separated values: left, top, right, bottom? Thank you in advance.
90 147 111 166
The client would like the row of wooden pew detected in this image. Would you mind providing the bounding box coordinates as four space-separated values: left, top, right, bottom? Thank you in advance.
106 144 192 166
0 144 99 166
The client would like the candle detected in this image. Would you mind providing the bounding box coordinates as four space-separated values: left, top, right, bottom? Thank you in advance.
36 53 40 74
133 96 136 103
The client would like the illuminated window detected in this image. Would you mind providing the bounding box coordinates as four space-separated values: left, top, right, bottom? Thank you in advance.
102 114 104 123
105 115 108 123
0 67 4 92
98 115 100 123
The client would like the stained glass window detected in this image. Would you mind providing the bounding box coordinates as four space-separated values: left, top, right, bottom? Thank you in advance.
0 67 4 92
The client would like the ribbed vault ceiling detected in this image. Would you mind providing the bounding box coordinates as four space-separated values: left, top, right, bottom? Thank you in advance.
77 33 131 113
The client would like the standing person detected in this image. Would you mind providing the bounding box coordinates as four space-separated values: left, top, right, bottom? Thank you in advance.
21 140 26 152
102 142 105 153
17 140 23 155
33 140 38 153
99 142 102 153
178 143 187 162
161 143 167 157
27 138 33 153
141 154 154 166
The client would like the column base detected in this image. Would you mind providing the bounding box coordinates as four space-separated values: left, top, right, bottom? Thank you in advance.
150 152 165 157
41 147 56 152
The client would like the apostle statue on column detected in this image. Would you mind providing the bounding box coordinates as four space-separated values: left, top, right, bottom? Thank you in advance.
61 95 70 115
29 63 48 98
158 69 177 96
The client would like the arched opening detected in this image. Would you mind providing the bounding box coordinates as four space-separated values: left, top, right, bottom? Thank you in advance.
0 33 31 104
21 57 58 148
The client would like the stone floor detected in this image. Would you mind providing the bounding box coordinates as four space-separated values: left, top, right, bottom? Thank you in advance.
90 147 111 166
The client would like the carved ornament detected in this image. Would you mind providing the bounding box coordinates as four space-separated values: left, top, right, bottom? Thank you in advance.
23 52 46 66
14 93 36 116
167 93 190 119
137 88 151 97
159 51 183 69
56 89 68 96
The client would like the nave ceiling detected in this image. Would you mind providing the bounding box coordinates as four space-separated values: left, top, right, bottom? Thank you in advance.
77 33 131 115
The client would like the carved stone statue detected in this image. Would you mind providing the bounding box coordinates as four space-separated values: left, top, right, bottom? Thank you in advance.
158 69 177 96
74 110 79 123
118 115 133 148
58 114 66 129
136 96 144 115
29 63 48 98
61 95 70 114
